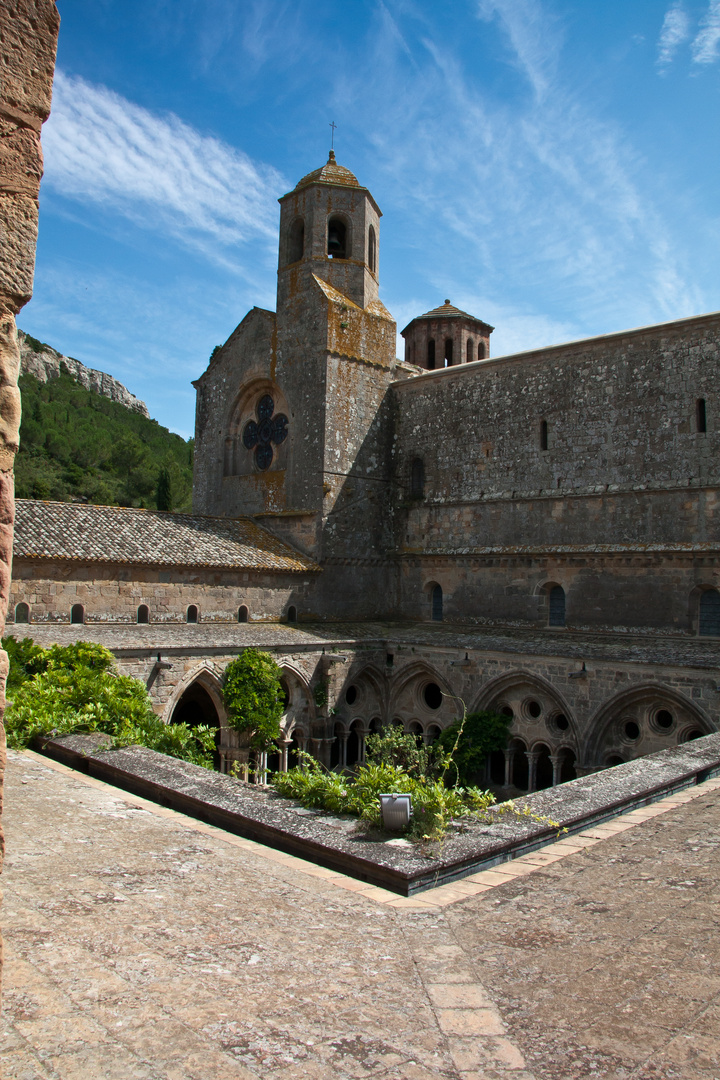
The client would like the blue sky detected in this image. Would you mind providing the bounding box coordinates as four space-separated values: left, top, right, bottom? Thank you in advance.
23 0 720 437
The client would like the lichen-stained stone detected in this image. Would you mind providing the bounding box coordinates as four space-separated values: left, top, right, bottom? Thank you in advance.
0 0 60 992
0 3 59 125
0 192 42 312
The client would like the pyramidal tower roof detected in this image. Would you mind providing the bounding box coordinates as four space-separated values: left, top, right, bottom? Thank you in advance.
402 300 494 335
293 150 360 192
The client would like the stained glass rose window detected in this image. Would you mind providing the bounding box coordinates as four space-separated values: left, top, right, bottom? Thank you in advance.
242 394 288 470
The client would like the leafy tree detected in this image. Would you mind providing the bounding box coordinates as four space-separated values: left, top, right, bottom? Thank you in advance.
223 649 283 749
436 710 513 786
156 465 173 511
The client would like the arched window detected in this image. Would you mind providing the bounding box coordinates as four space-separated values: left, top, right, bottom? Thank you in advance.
548 585 565 627
186 605 198 624
466 339 473 363
238 605 248 623
427 339 436 369
71 604 84 624
287 605 297 623
288 217 304 264
137 604 149 624
540 420 548 451
699 588 720 636
14 602 29 624
431 584 443 622
327 216 347 258
444 338 453 367
697 398 707 434
478 341 486 361
368 225 376 273
411 457 425 498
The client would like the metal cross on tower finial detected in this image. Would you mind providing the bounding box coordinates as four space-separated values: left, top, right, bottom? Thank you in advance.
329 120 337 150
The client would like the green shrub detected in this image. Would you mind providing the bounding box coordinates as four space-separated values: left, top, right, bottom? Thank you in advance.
3 637 216 768
365 725 447 781
223 648 283 749
436 710 513 786
272 754 495 840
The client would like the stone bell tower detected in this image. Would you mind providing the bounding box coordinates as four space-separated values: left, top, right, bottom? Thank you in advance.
193 150 397 601
276 150 382 314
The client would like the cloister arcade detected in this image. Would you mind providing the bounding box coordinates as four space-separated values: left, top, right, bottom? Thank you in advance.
162 654 714 792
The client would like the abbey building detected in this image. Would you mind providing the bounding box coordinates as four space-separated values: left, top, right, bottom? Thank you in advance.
9 152 720 790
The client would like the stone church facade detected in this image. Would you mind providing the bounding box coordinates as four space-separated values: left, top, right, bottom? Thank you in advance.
9 151 720 789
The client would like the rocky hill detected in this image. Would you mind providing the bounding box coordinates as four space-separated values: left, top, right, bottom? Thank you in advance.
18 331 149 417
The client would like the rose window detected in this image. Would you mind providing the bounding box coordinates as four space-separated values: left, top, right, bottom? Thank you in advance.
242 394 288 470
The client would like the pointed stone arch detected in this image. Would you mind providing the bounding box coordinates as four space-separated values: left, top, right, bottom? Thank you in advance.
277 660 315 738
388 660 459 732
164 662 226 770
472 669 580 757
163 662 226 727
585 682 714 767
339 662 388 723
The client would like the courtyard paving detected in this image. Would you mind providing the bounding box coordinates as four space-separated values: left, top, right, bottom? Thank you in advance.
1 750 719 1080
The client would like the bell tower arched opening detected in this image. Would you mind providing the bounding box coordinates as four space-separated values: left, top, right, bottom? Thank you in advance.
327 215 348 259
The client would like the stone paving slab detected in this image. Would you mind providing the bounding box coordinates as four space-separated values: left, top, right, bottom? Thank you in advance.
3 750 720 1078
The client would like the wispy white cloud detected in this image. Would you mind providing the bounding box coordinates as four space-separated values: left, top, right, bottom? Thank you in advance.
657 3 691 68
477 0 563 100
359 0 702 349
42 71 286 265
692 0 720 63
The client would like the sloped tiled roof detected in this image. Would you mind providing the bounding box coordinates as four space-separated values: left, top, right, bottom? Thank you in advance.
14 500 319 573
401 301 494 335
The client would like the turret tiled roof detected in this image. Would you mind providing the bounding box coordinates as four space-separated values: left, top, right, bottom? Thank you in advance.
294 150 360 192
13 500 319 573
401 300 494 336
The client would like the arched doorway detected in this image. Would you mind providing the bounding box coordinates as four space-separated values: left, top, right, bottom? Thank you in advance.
171 682 221 769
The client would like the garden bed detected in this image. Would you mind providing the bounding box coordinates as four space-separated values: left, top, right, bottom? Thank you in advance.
35 732 720 895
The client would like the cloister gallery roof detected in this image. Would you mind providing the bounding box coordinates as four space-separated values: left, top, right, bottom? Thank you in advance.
13 500 319 573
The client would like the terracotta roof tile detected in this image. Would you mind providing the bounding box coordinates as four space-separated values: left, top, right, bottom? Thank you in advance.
14 500 320 573
401 300 494 336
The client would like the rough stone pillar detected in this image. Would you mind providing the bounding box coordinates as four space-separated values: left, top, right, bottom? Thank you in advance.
525 751 540 793
279 738 292 773
358 728 370 764
338 732 349 768
504 747 514 787
0 0 60 995
550 754 564 787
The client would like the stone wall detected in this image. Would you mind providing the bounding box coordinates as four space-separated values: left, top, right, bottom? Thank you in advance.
8 559 315 625
391 312 720 630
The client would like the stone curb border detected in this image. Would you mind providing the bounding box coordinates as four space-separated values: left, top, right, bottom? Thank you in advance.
30 732 720 894
22 748 720 913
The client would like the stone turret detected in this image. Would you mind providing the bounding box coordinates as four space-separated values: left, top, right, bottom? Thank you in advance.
401 300 494 369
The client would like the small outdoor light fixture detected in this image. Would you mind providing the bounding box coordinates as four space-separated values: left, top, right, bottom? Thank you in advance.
450 652 471 667
380 793 412 830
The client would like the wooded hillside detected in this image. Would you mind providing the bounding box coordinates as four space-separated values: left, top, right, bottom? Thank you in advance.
16 367 194 511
